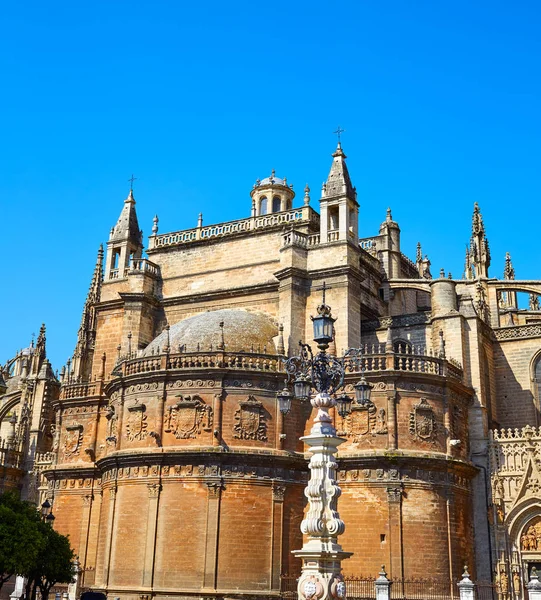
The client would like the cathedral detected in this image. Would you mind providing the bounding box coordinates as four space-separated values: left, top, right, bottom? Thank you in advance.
2 141 541 599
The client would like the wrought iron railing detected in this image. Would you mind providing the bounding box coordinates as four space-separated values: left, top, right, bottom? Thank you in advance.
280 576 491 600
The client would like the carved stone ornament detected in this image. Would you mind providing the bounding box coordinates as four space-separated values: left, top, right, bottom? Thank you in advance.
272 484 286 502
206 479 225 498
340 401 387 441
126 401 148 442
331 576 347 599
63 423 84 458
300 575 323 600
521 517 541 551
409 397 436 442
233 396 267 441
164 395 212 439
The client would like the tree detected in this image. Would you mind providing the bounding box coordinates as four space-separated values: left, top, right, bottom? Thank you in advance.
0 493 44 592
0 492 75 600
30 522 75 600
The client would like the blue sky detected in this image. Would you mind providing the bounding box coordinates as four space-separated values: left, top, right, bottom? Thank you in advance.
1 0 541 369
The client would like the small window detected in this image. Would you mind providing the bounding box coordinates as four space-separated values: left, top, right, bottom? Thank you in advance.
329 206 339 230
259 197 268 215
272 196 281 213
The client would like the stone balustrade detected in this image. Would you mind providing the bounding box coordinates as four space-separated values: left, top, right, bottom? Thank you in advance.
343 343 463 381
119 350 285 377
60 380 101 400
0 443 22 469
150 206 318 250
126 258 160 278
60 343 463 401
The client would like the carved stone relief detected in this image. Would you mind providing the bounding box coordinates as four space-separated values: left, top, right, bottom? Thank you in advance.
233 396 267 441
521 517 541 551
409 398 437 442
164 395 212 439
63 423 84 459
126 401 148 442
339 401 387 441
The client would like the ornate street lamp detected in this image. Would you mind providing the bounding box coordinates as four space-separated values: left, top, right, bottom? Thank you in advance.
277 385 293 416
40 499 54 524
277 293 354 600
353 374 372 406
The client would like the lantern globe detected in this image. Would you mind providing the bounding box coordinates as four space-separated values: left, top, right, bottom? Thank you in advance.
294 374 311 400
336 393 353 418
277 386 293 415
311 314 335 346
354 376 372 405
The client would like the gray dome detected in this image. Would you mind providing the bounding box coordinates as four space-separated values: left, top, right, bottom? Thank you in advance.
259 176 286 186
143 309 279 355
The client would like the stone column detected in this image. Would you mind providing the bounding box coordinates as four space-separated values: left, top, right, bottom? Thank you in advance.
386 386 398 450
293 392 351 600
202 479 225 591
142 483 161 587
77 494 93 574
387 485 404 580
527 568 541 600
102 485 118 588
271 484 286 590
213 391 223 447
375 566 391 600
458 566 475 600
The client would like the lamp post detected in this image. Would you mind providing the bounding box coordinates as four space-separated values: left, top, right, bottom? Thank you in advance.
277 297 372 600
40 499 55 524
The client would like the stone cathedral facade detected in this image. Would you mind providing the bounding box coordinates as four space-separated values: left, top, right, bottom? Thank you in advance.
2 142 541 599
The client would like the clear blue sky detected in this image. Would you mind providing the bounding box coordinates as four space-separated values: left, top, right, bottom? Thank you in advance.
1 0 540 370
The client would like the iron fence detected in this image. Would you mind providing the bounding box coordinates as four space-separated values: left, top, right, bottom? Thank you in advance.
280 575 496 600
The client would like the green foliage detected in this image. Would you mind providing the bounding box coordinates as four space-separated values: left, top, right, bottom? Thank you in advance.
0 493 44 587
0 492 75 600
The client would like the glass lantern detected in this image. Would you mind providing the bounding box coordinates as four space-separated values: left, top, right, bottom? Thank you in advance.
354 375 372 405
294 373 312 400
277 386 293 415
336 393 353 418
311 313 335 347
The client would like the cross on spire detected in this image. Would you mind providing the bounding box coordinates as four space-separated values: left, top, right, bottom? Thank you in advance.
314 281 332 305
128 174 137 191
333 126 345 144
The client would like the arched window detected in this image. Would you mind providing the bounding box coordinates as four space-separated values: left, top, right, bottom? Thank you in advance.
259 197 268 215
272 196 281 213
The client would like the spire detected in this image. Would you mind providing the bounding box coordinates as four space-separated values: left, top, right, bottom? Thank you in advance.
36 323 46 358
304 184 311 206
72 245 104 380
109 189 143 246
416 242 423 276
504 252 515 280
469 202 491 278
322 143 356 202
464 247 473 280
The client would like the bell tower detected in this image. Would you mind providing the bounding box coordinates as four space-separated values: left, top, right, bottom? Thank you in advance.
319 142 358 243
105 188 143 280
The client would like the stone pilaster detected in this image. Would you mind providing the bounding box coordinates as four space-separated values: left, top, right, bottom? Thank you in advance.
142 482 161 587
202 479 225 591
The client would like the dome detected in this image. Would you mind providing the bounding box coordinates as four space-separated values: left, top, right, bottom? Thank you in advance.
259 175 286 186
143 309 279 356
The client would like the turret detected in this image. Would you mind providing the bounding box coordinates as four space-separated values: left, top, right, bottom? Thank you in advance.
378 208 401 279
105 188 143 281
468 202 490 279
250 170 295 216
319 143 358 243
